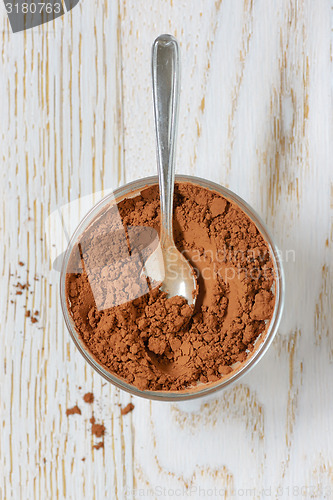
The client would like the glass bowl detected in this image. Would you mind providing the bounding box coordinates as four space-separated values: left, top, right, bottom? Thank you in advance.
60 175 285 401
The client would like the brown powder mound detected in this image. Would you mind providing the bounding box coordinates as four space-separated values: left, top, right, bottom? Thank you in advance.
121 403 135 415
66 405 81 416
90 417 105 438
83 392 94 404
250 290 275 320
65 182 275 391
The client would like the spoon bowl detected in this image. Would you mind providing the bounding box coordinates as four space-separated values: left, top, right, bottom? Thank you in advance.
144 233 197 305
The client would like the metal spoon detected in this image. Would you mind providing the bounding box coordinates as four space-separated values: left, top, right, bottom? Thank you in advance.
144 34 197 305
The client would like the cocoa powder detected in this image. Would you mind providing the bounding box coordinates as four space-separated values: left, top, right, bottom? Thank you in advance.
90 416 105 438
65 182 275 391
83 392 94 404
66 405 81 416
93 442 104 450
121 403 135 415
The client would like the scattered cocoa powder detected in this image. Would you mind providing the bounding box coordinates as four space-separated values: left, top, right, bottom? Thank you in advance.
66 405 81 416
24 307 39 323
83 392 94 404
16 282 29 290
65 401 105 451
90 416 105 438
65 182 276 391
13 280 31 298
93 442 104 450
121 403 134 415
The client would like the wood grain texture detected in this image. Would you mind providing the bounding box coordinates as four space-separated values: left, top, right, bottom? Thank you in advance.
0 1 332 499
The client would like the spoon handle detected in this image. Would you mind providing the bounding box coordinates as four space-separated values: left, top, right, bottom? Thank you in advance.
152 34 180 242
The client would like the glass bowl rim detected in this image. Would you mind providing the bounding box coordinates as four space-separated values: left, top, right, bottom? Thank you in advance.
60 174 285 401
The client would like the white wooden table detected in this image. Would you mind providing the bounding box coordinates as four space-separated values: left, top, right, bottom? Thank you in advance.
0 1 332 499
